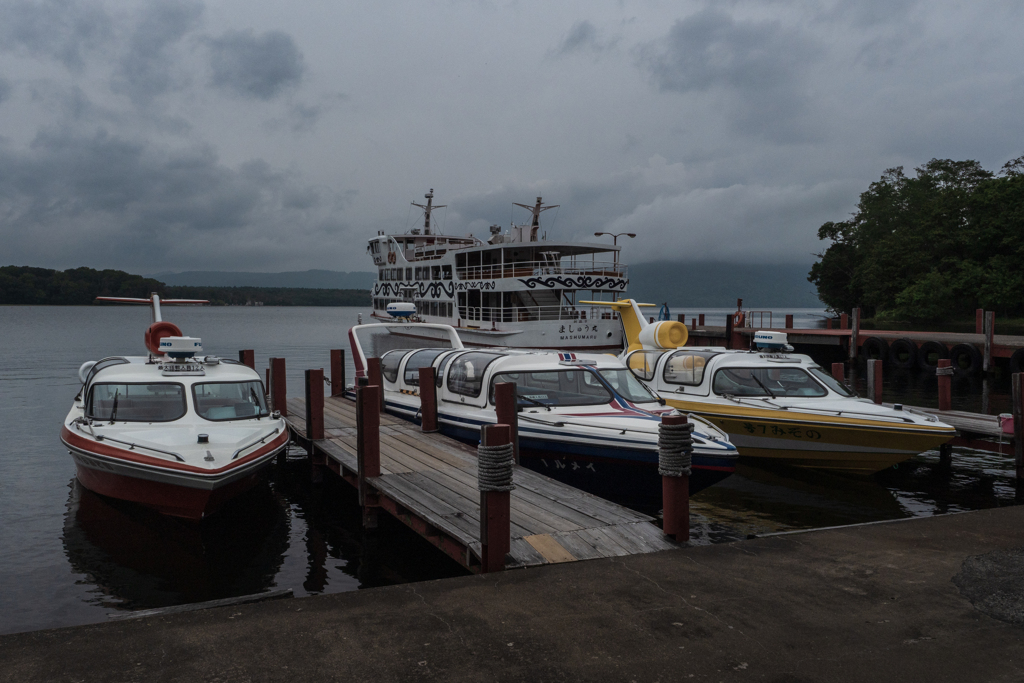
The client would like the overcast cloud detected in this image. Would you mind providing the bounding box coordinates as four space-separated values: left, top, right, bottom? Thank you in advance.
0 0 1021 273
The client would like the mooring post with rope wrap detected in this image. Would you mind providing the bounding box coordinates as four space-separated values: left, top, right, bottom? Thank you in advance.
659 412 693 543
357 383 381 528
330 349 345 397
367 357 385 412
419 366 438 433
479 424 514 572
937 358 953 411
493 382 519 464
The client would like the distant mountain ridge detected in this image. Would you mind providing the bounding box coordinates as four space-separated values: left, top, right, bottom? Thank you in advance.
151 269 377 290
152 262 822 308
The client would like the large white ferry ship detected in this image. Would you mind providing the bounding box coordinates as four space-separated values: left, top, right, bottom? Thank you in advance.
367 190 628 351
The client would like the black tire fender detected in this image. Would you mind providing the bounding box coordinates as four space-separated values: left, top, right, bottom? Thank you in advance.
860 336 889 362
888 338 918 369
949 343 983 374
917 341 949 371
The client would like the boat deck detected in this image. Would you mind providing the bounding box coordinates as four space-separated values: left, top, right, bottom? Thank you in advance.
284 395 677 572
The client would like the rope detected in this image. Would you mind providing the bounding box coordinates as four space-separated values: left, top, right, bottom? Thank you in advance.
658 420 693 477
478 442 515 492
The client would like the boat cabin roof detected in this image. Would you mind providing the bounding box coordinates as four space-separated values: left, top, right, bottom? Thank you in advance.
84 356 261 388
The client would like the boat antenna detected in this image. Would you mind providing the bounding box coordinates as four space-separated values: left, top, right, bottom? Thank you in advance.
513 197 559 242
411 189 446 236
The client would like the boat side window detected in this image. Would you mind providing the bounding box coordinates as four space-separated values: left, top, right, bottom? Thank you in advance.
435 351 460 388
83 357 130 387
808 366 855 397
403 349 447 386
625 350 666 382
447 352 503 397
193 381 268 421
712 368 827 398
663 351 717 385
381 349 412 383
87 383 186 422
597 369 658 403
489 370 612 407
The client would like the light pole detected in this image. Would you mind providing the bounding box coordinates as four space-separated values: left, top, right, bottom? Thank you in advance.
594 232 635 264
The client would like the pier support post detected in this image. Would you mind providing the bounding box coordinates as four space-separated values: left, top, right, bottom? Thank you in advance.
270 357 287 417
785 314 794 329
983 312 995 374
238 349 255 370
357 384 381 528
827 318 833 329
304 369 325 441
330 349 345 397
479 424 513 573
724 314 734 350
867 359 883 404
367 357 385 412
494 382 519 464
840 313 848 330
937 359 953 412
1013 373 1024 481
831 362 845 385
939 443 953 467
976 309 985 335
419 366 438 433
659 413 692 543
849 308 860 361
699 314 705 326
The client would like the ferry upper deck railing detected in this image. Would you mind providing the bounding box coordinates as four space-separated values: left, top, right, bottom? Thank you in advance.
456 260 627 281
457 304 620 324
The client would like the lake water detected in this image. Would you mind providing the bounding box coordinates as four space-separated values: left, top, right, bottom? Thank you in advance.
1 305 1019 635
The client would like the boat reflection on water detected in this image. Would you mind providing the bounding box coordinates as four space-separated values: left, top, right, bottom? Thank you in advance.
62 477 290 611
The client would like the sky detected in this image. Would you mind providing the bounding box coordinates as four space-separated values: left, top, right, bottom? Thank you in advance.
0 0 1021 274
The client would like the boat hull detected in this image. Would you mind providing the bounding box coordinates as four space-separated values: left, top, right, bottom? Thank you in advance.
664 401 956 474
61 427 289 521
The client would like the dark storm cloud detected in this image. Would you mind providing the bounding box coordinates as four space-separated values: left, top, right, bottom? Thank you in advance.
553 21 616 56
0 0 112 70
207 29 304 100
112 0 203 104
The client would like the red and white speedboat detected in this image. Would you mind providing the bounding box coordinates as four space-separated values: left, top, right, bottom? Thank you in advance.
60 294 289 521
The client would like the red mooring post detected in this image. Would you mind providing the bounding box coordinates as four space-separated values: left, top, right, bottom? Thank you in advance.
330 349 345 397
1012 373 1023 481
304 368 325 441
976 309 985 335
661 413 690 543
840 312 849 330
270 357 287 416
827 318 833 329
691 317 697 329
867 358 883 404
785 314 794 329
699 313 705 326
831 362 845 384
724 313 734 350
494 382 519 464
238 349 255 370
419 366 438 433
367 357 385 412
357 384 381 528
265 367 271 396
937 358 952 411
480 424 512 573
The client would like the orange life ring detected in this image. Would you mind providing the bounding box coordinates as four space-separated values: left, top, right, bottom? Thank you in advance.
145 321 183 355
387 251 396 264
733 312 745 327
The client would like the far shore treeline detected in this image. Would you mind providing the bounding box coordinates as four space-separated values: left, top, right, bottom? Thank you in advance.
809 156 1024 322
0 266 370 306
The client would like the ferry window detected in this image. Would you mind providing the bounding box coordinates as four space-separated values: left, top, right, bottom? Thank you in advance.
712 368 827 398
626 350 665 382
442 265 452 280
193 381 268 421
808 366 855 397
415 267 422 280
597 369 658 403
87 383 186 422
430 301 438 316
431 266 441 280
489 370 612 407
381 349 412 383
406 268 412 280
404 349 447 385
446 302 453 317
663 351 718 385
447 352 503 397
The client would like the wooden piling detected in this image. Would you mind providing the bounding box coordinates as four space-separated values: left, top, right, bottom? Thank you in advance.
831 362 845 384
976 309 984 335
785 314 794 329
265 367 271 397
849 308 860 361
867 358 883 404
1013 373 1023 481
493 382 519 464
304 369 325 441
367 357 385 412
270 357 287 417
724 314 734 350
660 413 690 543
418 366 438 433
699 314 705 326
330 349 345 397
827 318 833 329
937 358 952 412
840 312 848 330
237 349 255 370
691 317 697 329
984 312 995 373
357 384 381 527
480 424 512 573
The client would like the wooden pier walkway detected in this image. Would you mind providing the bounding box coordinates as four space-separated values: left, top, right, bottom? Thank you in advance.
284 395 678 573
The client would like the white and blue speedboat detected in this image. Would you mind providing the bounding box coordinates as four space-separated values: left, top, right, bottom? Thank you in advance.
349 323 738 496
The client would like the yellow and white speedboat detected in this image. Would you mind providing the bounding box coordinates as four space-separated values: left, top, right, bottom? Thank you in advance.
583 300 956 474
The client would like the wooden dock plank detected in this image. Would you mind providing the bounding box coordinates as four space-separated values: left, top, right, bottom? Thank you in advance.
523 534 576 563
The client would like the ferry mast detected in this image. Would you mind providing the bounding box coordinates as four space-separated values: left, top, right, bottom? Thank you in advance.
412 189 446 236
513 197 559 242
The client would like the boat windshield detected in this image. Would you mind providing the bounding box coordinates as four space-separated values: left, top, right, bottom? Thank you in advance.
808 366 855 397
404 349 448 386
598 369 659 403
381 349 415 383
87 383 186 422
193 381 269 421
712 367 827 398
489 370 612 407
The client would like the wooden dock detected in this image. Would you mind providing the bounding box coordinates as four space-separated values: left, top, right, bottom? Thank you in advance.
284 395 678 573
